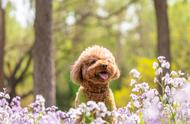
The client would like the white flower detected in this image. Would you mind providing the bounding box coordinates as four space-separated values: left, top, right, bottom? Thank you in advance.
145 90 155 99
126 102 131 108
165 85 170 94
97 102 107 112
87 101 98 111
161 62 170 69
68 108 82 118
133 100 141 108
143 100 151 108
154 89 159 95
36 95 45 103
162 73 171 85
154 77 159 83
155 67 163 75
153 62 159 70
130 79 137 86
132 84 140 92
173 83 190 103
157 102 163 109
130 94 139 100
152 96 160 105
171 87 176 95
178 70 185 76
0 89 10 99
141 82 149 91
172 77 185 87
143 105 160 121
157 56 166 62
130 69 140 79
171 71 178 77
91 117 106 124
129 114 140 123
79 103 86 109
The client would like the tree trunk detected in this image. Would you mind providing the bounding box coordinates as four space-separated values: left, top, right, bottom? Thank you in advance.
154 0 171 95
0 1 5 89
154 0 171 63
33 0 55 107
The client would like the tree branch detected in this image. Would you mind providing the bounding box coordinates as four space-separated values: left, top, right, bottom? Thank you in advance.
95 0 137 20
15 52 32 83
20 90 33 99
8 47 33 86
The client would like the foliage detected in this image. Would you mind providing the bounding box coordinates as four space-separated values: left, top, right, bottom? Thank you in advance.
169 1 190 73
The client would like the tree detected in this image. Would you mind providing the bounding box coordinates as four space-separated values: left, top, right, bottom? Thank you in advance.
154 0 171 63
0 1 5 89
154 0 171 94
33 0 55 107
7 48 32 97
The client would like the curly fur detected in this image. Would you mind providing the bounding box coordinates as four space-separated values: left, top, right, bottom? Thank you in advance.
71 45 120 111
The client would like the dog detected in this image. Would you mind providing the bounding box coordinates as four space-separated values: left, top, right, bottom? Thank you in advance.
71 45 120 111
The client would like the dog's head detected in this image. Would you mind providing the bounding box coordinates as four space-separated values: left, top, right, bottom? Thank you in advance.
71 45 120 85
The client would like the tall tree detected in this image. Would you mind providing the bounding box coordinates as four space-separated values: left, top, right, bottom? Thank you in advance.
0 1 5 89
33 0 55 106
154 0 171 94
154 0 171 63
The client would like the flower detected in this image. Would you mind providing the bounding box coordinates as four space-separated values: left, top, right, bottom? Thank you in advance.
91 117 105 124
130 94 139 100
171 71 178 77
165 85 170 95
0 56 189 124
173 83 190 103
130 69 140 79
155 67 163 76
161 61 170 69
130 79 137 86
153 62 159 70
133 100 141 108
143 105 160 122
157 56 166 63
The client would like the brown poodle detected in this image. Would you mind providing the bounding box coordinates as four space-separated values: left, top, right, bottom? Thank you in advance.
71 45 120 111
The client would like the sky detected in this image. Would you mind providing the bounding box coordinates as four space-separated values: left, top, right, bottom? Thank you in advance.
5 0 34 28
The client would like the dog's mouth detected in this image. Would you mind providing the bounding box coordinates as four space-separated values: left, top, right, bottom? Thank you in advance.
96 71 109 81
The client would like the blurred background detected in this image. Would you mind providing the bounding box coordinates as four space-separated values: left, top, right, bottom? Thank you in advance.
0 0 190 110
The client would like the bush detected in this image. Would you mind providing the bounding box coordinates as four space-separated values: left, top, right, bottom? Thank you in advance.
0 56 190 124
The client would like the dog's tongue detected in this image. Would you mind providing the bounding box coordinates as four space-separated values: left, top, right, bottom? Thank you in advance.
99 72 108 80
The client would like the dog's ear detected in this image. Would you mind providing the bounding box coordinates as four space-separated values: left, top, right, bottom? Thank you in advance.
70 61 83 84
112 65 120 80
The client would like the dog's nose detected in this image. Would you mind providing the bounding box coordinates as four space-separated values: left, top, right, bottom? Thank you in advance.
101 64 107 68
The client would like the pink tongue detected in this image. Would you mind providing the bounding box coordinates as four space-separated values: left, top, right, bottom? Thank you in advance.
99 73 108 80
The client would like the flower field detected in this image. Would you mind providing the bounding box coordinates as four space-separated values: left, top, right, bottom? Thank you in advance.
0 56 190 124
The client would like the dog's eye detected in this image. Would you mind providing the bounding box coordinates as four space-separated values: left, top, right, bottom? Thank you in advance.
108 59 112 63
89 59 96 65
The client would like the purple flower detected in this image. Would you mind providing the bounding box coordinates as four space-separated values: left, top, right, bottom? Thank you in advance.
130 79 137 86
0 57 189 124
91 117 105 124
153 62 159 70
130 94 139 100
155 67 163 76
133 100 141 108
165 86 170 95
130 69 140 79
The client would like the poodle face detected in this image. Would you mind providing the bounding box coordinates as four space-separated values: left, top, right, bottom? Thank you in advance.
82 56 116 84
71 45 120 85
